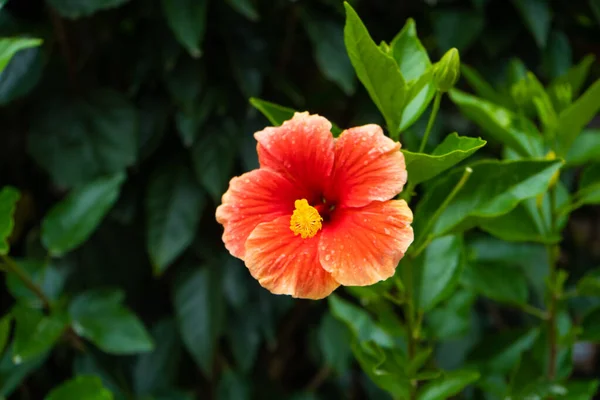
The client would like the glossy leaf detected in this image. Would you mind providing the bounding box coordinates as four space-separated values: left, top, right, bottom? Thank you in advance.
45 375 113 400
227 308 262 373
69 289 154 355
328 295 395 348
417 370 480 400
477 199 560 244
303 13 355 95
173 265 224 377
47 0 130 18
0 348 47 397
403 133 486 186
0 46 43 105
191 127 236 203
563 380 600 400
557 78 600 154
41 173 125 256
344 3 406 134
146 163 205 275
427 291 476 339
0 186 20 255
414 159 563 240
161 0 208 58
567 129 600 166
12 305 67 364
449 89 543 156
462 263 528 305
249 97 343 135
572 164 600 208
390 19 430 82
468 328 539 373
318 312 353 374
512 0 551 48
414 235 464 311
0 38 42 72
133 319 181 396
28 90 138 188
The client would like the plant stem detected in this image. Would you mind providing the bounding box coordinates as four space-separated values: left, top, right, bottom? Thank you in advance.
418 91 442 153
0 255 51 309
411 167 472 258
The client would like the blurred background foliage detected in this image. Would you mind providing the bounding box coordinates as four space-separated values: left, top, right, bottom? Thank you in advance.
1 0 600 399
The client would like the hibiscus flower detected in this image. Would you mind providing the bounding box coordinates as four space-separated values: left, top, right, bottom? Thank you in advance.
216 112 414 300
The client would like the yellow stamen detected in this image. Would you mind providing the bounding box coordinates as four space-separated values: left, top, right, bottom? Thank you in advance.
290 199 323 239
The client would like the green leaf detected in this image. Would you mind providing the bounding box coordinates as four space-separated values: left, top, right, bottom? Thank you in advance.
11 305 67 364
146 163 204 275
249 97 343 136
414 235 464 311
390 19 431 82
45 375 113 400
28 90 138 188
427 291 476 339
318 312 352 374
581 307 600 341
390 19 435 131
403 133 486 186
468 328 539 373
417 370 480 400
47 0 129 18
557 78 600 154
461 64 510 106
563 380 600 400
572 164 600 209
0 186 20 255
577 268 600 296
225 0 259 21
550 54 595 99
173 265 224 377
462 262 528 305
191 126 236 203
512 0 551 48
414 159 563 240
41 173 125 257
567 129 600 166
133 319 181 396
448 89 543 156
0 38 42 73
343 2 406 135
69 289 154 355
0 315 11 356
227 307 261 373
0 346 47 397
303 12 355 95
73 353 125 400
0 45 43 105
6 259 66 307
216 370 251 400
161 0 207 58
249 97 295 126
431 10 484 53
328 295 395 348
477 198 560 244
542 31 572 79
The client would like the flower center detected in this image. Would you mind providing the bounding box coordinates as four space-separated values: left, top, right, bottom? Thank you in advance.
290 199 323 239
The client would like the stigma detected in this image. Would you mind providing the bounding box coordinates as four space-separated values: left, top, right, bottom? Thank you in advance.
290 199 323 239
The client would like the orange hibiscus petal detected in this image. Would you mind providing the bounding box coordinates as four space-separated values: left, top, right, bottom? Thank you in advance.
327 124 407 208
255 112 335 196
216 169 305 260
244 216 340 300
319 200 413 286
